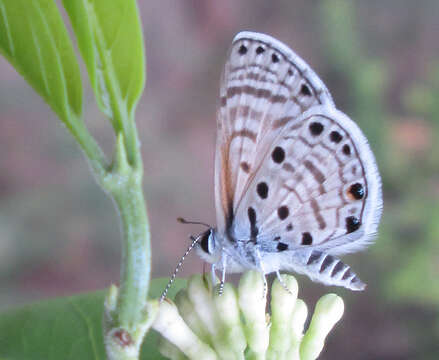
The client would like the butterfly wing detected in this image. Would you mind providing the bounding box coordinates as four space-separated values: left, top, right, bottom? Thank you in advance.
234 105 382 255
215 31 334 234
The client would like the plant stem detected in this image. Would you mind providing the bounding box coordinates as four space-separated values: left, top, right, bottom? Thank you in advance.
113 177 151 328
71 118 108 176
99 131 150 330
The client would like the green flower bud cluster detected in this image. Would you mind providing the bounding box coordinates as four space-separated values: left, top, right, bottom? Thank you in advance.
153 271 344 360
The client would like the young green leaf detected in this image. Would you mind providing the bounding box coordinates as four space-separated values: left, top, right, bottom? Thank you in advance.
62 0 145 139
0 0 82 129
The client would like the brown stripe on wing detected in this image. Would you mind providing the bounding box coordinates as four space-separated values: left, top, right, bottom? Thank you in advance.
310 198 327 230
228 105 263 122
230 129 257 143
272 116 294 129
226 85 288 104
303 159 326 194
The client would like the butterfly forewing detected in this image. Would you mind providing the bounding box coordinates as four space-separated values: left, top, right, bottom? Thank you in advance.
215 32 333 233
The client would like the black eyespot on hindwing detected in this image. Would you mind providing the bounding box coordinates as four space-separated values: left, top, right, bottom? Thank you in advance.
300 84 312 96
309 122 324 136
277 242 288 251
272 53 279 63
329 131 343 143
238 44 247 55
302 232 313 245
346 216 360 233
342 144 351 156
277 206 289 220
348 183 364 200
256 46 265 54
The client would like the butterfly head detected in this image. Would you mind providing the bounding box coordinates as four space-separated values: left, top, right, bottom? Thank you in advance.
195 228 221 263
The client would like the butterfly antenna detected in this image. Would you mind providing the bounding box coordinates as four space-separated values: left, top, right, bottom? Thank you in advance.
160 234 201 302
177 217 210 228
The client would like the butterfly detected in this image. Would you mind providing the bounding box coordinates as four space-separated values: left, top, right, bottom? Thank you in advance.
162 31 382 300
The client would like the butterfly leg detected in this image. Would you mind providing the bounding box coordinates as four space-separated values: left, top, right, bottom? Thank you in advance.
255 249 268 299
275 270 294 295
211 263 217 289
218 253 228 296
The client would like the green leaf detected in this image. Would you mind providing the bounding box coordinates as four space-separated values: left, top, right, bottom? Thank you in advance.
0 278 186 360
0 0 82 129
62 0 145 135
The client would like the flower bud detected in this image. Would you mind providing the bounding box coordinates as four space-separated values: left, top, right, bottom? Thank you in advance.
238 271 270 355
152 299 217 360
299 294 344 360
266 274 298 359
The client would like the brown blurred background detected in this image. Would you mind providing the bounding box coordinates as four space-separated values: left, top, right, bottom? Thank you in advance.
1 0 439 358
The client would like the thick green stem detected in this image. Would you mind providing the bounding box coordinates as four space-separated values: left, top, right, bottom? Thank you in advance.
100 133 154 359
113 177 151 328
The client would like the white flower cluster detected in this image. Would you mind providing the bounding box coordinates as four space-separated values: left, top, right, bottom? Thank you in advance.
153 271 344 360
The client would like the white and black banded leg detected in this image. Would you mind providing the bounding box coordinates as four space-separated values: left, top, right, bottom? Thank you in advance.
218 253 228 296
256 249 268 299
294 250 366 291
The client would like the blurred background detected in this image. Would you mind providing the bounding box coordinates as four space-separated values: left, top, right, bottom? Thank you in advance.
1 0 438 358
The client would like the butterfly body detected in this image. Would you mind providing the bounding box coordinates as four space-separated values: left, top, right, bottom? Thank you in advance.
193 31 382 292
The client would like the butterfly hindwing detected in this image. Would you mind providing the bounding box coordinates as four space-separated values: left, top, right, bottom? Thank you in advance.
234 106 382 255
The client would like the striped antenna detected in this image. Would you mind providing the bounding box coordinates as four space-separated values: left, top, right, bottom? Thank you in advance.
160 234 201 302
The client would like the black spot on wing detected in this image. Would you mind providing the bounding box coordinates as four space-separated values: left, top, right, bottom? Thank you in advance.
309 122 324 136
277 206 289 220
238 44 247 55
301 232 313 245
277 242 288 251
247 207 258 242
329 131 343 143
346 216 361 233
271 146 285 164
342 144 351 156
300 83 312 96
257 182 269 199
348 183 364 200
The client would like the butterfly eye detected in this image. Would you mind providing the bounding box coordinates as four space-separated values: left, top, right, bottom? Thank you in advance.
200 229 214 254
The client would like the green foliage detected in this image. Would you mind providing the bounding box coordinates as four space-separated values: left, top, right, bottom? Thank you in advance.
0 0 151 357
62 0 145 163
0 0 82 129
0 279 186 360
